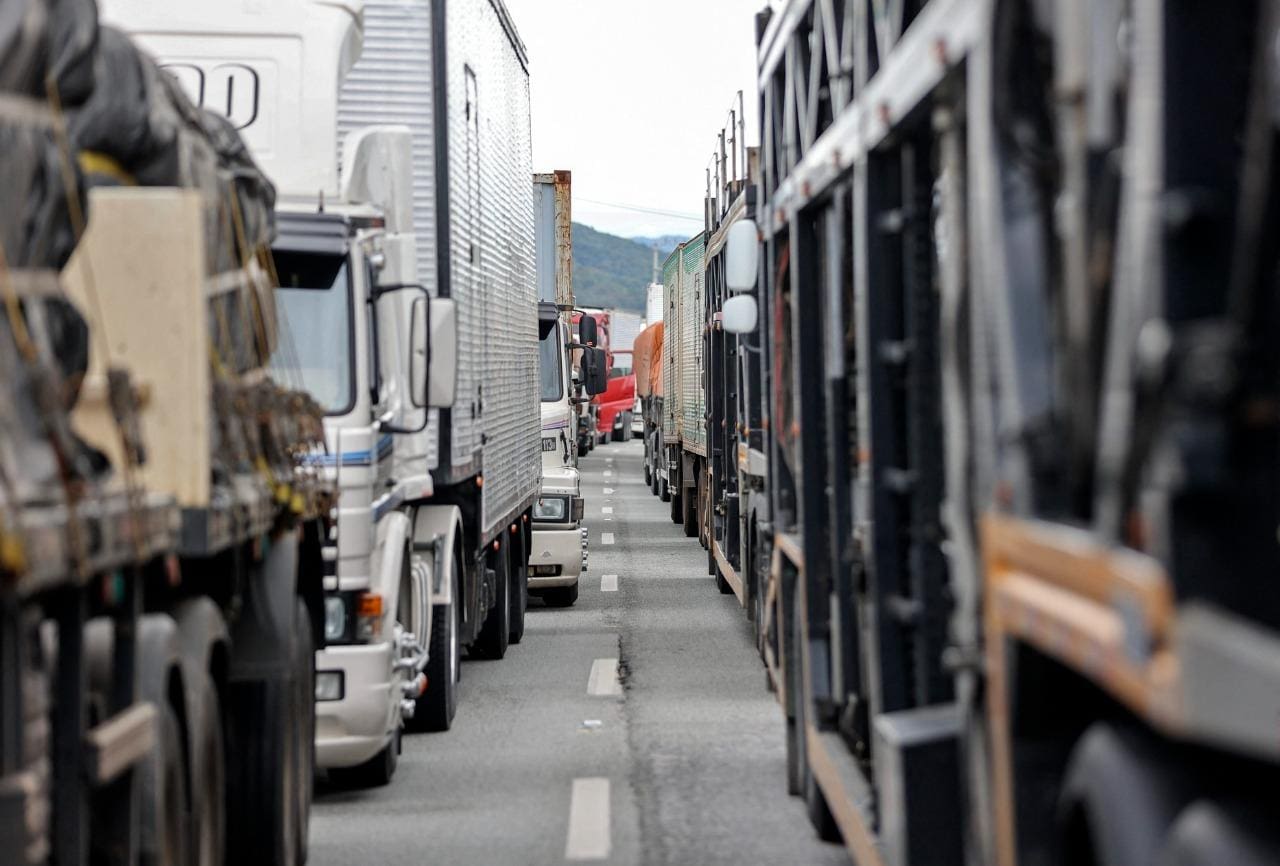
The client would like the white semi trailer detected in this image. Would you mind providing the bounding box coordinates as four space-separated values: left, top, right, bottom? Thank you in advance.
104 0 544 746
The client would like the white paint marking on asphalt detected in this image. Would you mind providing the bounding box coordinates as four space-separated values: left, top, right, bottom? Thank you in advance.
600 574 618 592
603 470 613 477
565 777 611 861
602 506 613 514
587 658 622 696
601 532 614 545
603 487 614 495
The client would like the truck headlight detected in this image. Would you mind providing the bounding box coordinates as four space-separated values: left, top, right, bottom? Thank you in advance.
534 496 568 521
324 596 347 642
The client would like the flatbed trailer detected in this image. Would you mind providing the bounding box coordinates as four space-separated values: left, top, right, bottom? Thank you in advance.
732 1 1280 864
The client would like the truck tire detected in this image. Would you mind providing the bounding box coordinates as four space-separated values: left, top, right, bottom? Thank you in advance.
413 547 460 731
542 581 579 608
1162 801 1276 866
329 729 399 789
644 464 652 486
473 543 511 660
187 672 226 866
682 484 698 537
225 630 301 866
1056 723 1192 866
509 535 528 645
140 703 190 866
292 598 315 864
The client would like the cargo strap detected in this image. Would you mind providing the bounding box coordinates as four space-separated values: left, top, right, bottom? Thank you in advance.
0 92 55 127
77 151 136 186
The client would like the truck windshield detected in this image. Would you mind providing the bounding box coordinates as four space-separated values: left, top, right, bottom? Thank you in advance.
539 326 563 402
270 251 355 415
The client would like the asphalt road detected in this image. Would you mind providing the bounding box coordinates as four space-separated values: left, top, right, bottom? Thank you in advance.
308 439 849 866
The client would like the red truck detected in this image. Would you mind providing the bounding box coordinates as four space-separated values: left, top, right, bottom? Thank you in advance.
596 349 637 443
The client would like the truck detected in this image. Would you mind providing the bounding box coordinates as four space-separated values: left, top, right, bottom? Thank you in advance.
701 92 765 608
597 349 637 443
710 1 1280 864
530 171 592 607
107 0 545 740
633 320 665 491
1 3 328 863
661 235 708 544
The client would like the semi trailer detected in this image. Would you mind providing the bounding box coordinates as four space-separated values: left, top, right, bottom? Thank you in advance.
700 1 1280 864
0 3 329 863
106 0 545 743
661 235 709 542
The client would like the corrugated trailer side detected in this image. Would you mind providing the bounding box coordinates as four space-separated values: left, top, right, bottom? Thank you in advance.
678 235 707 457
340 0 540 539
661 243 684 446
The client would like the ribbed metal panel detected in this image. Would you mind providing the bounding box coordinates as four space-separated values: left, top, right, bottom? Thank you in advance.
679 235 706 455
610 310 644 353
446 0 539 536
338 0 440 471
339 0 539 536
661 244 682 444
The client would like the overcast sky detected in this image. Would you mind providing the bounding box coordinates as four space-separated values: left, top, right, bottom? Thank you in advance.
502 0 767 240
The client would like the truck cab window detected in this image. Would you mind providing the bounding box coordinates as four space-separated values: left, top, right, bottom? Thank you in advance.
539 325 563 402
271 251 356 415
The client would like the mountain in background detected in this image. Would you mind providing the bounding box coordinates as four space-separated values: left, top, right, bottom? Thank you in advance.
629 234 687 258
572 222 660 313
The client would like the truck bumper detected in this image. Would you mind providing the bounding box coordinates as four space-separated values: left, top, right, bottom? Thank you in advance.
529 525 583 588
314 642 397 769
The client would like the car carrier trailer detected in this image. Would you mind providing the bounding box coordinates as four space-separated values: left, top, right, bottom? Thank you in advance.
710 1 1280 864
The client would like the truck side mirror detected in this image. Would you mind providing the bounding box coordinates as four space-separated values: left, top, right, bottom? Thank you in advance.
578 315 598 347
584 346 608 395
722 295 758 335
428 297 457 408
409 294 428 407
725 219 759 292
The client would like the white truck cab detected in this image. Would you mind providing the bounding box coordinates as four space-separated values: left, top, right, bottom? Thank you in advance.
529 303 587 606
103 0 461 786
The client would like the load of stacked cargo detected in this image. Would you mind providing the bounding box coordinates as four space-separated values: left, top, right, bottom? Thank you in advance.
0 1 327 862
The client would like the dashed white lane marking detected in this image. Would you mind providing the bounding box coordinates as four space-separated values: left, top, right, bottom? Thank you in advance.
587 658 622 696
601 532 614 545
600 574 618 592
603 487 614 495
565 777 611 861
602 506 613 514
603 470 613 477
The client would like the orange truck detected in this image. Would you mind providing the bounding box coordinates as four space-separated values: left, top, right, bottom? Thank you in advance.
633 321 665 493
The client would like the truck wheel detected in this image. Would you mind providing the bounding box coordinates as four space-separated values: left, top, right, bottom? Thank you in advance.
140 703 190 866
682 484 698 537
328 728 399 789
509 538 528 645
187 672 226 866
1056 723 1192 866
414 549 460 731
644 464 652 486
669 486 682 523
292 598 315 864
542 581 579 608
473 543 511 660
225 636 300 866
1162 801 1275 866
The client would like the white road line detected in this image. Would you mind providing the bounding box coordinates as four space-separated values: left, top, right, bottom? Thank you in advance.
602 506 613 514
603 487 614 495
587 658 622 696
565 778 611 861
600 574 618 592
603 470 613 477
601 532 614 545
